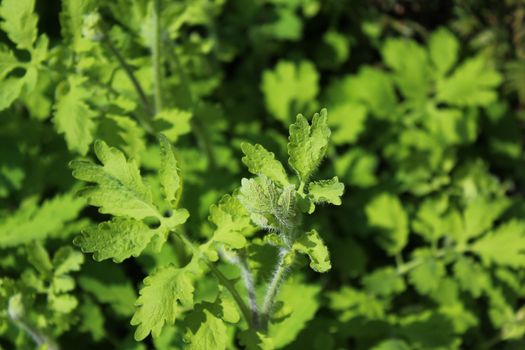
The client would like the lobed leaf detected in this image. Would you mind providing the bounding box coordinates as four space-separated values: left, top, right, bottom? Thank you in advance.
74 218 156 263
53 76 96 155
158 134 182 207
293 229 331 273
70 140 157 219
288 109 331 183
0 0 38 49
471 221 525 267
131 265 194 340
308 176 344 205
241 143 289 187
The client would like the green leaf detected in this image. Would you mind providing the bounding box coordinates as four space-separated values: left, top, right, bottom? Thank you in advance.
238 330 274 350
184 304 227 350
268 281 321 348
382 38 430 103
53 246 84 276
453 257 491 297
408 249 446 294
428 27 459 75
365 193 409 255
293 229 331 273
78 297 105 341
329 102 367 145
0 77 25 111
97 114 146 160
78 262 137 317
74 218 156 263
425 107 478 146
471 221 525 267
70 140 157 220
158 134 182 207
209 194 252 249
334 148 378 188
372 339 411 350
53 76 96 155
153 108 193 143
436 55 502 106
398 311 457 349
0 193 84 248
261 60 319 124
460 196 510 242
131 265 194 340
241 143 289 187
0 0 38 49
363 267 405 297
328 286 385 321
0 46 20 79
59 0 95 50
27 241 53 275
331 67 396 119
412 195 449 243
238 176 296 232
308 176 344 205
288 109 331 182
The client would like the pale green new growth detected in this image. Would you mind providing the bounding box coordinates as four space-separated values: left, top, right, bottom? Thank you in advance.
293 229 331 273
209 194 253 249
131 265 194 340
241 143 289 186
308 176 344 205
288 109 331 183
238 177 298 239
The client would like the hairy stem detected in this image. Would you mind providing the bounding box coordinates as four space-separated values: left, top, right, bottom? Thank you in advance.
152 0 163 114
239 252 259 328
261 247 291 330
220 249 260 328
176 232 253 328
8 296 59 350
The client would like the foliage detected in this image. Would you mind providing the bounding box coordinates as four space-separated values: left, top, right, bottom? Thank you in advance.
1 0 525 349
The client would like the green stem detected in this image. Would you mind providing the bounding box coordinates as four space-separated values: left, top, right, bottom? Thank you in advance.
206 261 253 327
102 33 154 132
261 248 291 330
152 0 163 114
298 181 306 194
221 249 259 328
238 252 259 328
165 38 217 169
176 232 253 328
8 296 59 350
396 248 450 275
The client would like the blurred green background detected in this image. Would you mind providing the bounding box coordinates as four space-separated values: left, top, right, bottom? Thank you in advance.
2 0 525 349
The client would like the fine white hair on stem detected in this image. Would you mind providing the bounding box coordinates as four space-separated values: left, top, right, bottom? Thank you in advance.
218 248 260 327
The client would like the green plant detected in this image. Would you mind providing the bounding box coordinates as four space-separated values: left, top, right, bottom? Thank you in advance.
70 110 343 346
3 0 525 349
